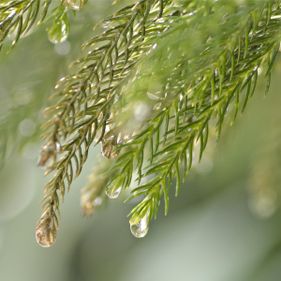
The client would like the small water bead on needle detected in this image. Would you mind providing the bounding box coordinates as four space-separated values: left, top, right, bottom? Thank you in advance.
63 0 86 11
101 137 119 159
129 212 150 238
54 77 67 90
105 185 121 199
38 141 60 168
100 127 120 159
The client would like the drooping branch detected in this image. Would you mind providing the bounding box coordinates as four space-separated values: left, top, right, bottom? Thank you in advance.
36 0 281 244
101 0 281 237
36 0 180 247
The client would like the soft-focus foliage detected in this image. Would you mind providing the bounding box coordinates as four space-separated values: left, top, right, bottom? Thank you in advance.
1 2 281 279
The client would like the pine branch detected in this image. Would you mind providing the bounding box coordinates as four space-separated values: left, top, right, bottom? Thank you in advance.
0 0 87 50
36 0 281 244
43 0 178 143
36 0 177 247
101 1 281 237
0 0 51 49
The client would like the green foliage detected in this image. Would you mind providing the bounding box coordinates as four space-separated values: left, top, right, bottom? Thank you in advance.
105 0 281 228
36 0 178 245
0 0 89 50
2 0 279 245
0 0 51 49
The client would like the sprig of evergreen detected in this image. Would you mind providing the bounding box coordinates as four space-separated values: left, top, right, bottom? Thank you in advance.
36 0 178 246
36 0 281 245
0 0 88 50
0 0 52 49
99 0 281 235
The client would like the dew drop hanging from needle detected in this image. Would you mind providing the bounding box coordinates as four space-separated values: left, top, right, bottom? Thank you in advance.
129 213 150 238
47 9 70 44
35 214 57 247
105 185 121 199
101 137 119 159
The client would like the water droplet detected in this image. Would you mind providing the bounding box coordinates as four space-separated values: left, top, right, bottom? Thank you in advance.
38 141 60 167
129 214 149 238
64 0 86 11
47 11 70 44
35 217 57 247
105 186 121 199
101 139 118 159
54 77 67 90
152 43 158 50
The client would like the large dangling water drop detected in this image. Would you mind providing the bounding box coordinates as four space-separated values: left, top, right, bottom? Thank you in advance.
35 218 57 247
105 186 121 199
47 11 70 44
129 214 149 238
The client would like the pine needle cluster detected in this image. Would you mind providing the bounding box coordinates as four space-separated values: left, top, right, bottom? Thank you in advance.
2 0 281 246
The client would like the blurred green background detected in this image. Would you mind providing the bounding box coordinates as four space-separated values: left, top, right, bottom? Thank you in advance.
1 1 281 281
